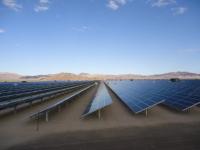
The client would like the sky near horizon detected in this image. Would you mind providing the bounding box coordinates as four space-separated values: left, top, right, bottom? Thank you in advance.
0 0 200 75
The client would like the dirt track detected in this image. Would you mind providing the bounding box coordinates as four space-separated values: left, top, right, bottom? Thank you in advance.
1 84 200 150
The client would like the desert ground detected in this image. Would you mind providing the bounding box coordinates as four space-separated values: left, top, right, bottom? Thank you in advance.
0 84 200 150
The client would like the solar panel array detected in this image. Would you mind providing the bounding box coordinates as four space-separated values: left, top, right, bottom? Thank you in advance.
106 80 200 113
0 83 80 102
0 81 69 97
0 80 200 121
158 80 200 110
106 80 165 113
82 82 112 117
30 83 96 121
0 81 94 111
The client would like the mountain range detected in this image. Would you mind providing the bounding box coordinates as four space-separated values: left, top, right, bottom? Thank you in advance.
0 71 200 81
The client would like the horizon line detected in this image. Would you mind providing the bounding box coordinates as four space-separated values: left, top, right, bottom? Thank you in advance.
0 71 200 76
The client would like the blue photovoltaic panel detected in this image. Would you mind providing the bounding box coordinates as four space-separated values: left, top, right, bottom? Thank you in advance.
0 81 87 102
82 82 113 117
148 80 200 110
106 80 165 113
160 80 200 111
30 83 95 119
0 81 94 111
106 80 200 112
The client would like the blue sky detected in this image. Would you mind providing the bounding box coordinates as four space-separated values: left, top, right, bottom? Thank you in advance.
0 0 200 75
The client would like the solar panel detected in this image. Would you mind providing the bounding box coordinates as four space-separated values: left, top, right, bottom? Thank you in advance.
0 82 87 102
82 82 113 117
106 80 165 114
30 83 95 122
0 81 94 111
161 80 200 111
106 80 200 113
0 81 85 100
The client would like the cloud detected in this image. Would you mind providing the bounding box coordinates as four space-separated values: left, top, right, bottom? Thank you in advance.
72 26 89 32
2 0 22 11
0 28 6 33
34 0 50 12
107 0 127 10
147 0 188 15
171 7 188 15
149 0 176 7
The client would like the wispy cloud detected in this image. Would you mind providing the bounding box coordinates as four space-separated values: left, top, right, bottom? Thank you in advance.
147 0 188 15
0 28 6 33
107 0 127 10
149 0 176 7
2 0 22 11
72 26 89 32
34 0 50 12
171 7 188 15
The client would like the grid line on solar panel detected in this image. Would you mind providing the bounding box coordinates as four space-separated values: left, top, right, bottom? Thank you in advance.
106 80 165 114
130 80 199 111
161 81 200 110
82 82 112 117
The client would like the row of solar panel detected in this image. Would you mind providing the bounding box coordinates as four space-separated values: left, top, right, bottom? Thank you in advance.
30 84 96 121
0 82 67 93
29 82 112 121
0 81 84 97
0 82 87 102
106 80 200 113
82 82 112 117
1 80 200 121
32 80 200 120
0 81 94 111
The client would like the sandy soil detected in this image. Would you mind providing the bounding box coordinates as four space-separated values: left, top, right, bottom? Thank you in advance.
0 84 200 150
8 123 200 150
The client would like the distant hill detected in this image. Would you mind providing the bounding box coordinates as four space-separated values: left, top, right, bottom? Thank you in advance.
148 72 200 79
0 71 199 81
0 72 22 81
